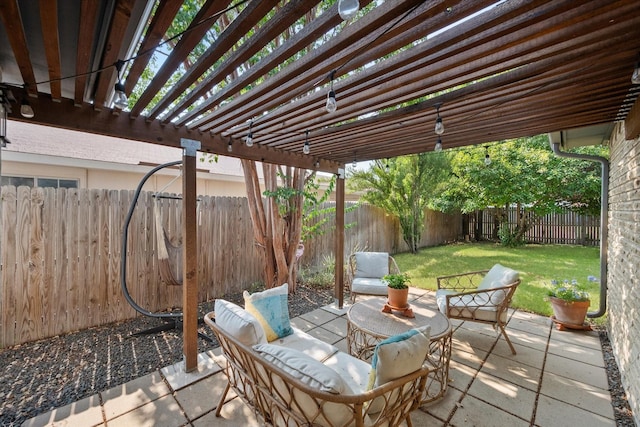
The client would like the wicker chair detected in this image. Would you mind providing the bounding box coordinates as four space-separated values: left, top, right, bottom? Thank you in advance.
436 264 521 355
347 252 400 303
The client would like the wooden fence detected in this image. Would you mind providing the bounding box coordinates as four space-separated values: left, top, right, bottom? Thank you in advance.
0 186 461 348
466 207 600 246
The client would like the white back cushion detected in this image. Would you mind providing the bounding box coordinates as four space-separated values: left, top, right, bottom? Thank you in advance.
354 252 389 278
253 343 350 394
477 264 519 290
215 299 267 346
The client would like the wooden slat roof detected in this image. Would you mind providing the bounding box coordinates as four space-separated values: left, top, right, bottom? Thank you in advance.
1 0 639 173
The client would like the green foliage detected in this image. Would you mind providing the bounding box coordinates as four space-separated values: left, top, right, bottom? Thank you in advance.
383 273 411 289
298 254 335 289
263 173 353 242
348 153 451 253
439 135 607 217
547 279 591 302
497 220 526 247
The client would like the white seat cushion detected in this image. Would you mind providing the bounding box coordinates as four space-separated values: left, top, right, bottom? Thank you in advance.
253 344 355 427
436 289 507 322
322 351 371 394
275 327 339 362
351 277 388 295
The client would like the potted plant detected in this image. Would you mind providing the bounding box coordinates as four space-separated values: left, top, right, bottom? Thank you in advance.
383 273 411 308
547 279 591 329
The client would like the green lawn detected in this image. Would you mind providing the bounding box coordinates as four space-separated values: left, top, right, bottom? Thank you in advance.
393 242 602 319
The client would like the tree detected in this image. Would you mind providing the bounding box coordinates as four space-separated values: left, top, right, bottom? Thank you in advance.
242 160 321 292
348 153 451 253
433 135 608 245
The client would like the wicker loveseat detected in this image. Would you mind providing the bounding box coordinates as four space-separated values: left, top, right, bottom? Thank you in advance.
204 299 431 427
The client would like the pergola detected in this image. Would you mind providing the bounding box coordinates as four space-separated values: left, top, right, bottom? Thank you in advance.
1 0 639 371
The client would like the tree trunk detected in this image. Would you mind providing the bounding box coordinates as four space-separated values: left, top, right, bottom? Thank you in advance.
242 160 305 292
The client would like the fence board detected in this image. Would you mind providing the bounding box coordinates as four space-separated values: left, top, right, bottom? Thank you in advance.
77 189 91 329
1 187 17 347
29 188 44 340
16 186 32 343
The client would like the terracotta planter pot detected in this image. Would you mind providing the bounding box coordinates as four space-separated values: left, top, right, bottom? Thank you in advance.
387 287 409 308
550 297 590 327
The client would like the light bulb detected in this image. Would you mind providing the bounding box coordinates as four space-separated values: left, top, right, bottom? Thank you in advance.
352 159 357 167
326 90 337 113
20 100 34 118
385 163 390 173
632 65 640 84
338 0 359 20
227 141 233 152
434 137 442 152
434 117 444 135
303 142 310 155
113 82 128 109
484 154 492 165
315 160 320 168
245 132 253 147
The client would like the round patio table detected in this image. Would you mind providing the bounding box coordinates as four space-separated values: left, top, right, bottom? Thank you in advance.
347 297 452 404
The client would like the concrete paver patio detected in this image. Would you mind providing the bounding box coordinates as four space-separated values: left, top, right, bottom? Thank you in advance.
23 289 616 427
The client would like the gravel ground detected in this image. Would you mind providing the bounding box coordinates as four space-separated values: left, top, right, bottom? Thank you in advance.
0 285 635 427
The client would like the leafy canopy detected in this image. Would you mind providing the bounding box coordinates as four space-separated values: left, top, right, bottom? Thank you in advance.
349 153 451 253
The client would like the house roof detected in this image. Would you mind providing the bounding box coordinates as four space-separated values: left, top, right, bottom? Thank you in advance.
3 119 246 177
1 1 639 173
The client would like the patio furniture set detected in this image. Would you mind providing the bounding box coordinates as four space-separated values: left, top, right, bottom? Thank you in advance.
204 252 521 426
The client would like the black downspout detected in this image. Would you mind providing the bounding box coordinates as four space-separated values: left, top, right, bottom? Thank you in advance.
549 134 608 318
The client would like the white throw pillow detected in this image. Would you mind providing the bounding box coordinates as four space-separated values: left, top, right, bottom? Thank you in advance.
354 252 389 278
369 325 430 387
214 299 267 346
366 326 430 414
477 264 519 290
244 283 293 342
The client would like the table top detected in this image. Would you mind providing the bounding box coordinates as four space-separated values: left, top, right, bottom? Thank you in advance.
347 298 451 340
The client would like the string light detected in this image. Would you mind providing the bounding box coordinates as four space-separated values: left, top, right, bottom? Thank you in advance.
227 137 233 152
326 70 337 113
484 146 491 165
434 136 442 152
20 85 34 118
113 60 128 109
303 130 310 154
0 94 8 147
245 119 254 147
434 103 444 135
338 0 359 20
632 60 640 84
385 159 390 173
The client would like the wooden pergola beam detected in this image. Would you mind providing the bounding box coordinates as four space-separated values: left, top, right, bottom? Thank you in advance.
6 90 342 173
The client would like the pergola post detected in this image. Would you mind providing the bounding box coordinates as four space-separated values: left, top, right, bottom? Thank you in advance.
335 168 345 308
181 138 200 372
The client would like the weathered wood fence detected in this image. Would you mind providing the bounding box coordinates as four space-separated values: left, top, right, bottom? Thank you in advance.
466 207 600 246
0 186 461 348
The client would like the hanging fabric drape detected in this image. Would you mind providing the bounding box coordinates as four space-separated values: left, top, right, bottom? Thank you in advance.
153 195 183 286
